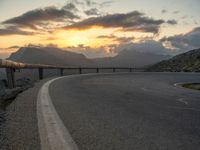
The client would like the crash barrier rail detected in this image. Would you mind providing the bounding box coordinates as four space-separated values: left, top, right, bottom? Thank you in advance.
0 59 145 88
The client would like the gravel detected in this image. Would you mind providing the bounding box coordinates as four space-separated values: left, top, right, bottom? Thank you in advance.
0 78 52 150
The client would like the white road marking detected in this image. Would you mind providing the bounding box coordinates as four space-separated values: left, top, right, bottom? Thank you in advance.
174 82 194 89
37 77 79 150
177 98 188 105
165 105 200 112
37 73 124 150
141 87 148 91
141 87 155 92
36 74 199 149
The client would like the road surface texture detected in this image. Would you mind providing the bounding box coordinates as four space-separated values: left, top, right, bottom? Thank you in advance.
49 72 200 150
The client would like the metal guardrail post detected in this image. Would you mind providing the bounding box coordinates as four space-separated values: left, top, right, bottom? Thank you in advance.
96 68 99 73
6 68 15 89
0 59 143 89
38 68 44 80
79 68 82 74
60 69 64 76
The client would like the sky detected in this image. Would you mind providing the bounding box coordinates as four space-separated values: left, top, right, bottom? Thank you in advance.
0 0 200 58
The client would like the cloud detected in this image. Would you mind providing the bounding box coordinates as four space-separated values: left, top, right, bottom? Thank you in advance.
0 46 21 58
160 27 200 51
62 3 79 12
64 11 173 34
76 40 173 58
64 39 173 58
166 20 177 25
0 3 81 36
0 50 13 58
84 8 100 16
71 0 113 8
173 11 180 14
161 9 167 14
181 15 188 19
114 40 172 55
116 37 134 43
2 5 79 29
8 45 21 49
45 36 60 41
0 1 177 37
97 35 116 39
64 45 111 58
97 35 134 43
70 0 85 6
85 0 97 6
100 1 114 7
0 0 112 36
0 26 35 36
194 20 198 25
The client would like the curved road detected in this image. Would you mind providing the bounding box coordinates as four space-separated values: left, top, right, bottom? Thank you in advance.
48 73 200 150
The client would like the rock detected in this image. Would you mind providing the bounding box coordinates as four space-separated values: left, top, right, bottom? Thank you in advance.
0 80 6 90
1 87 23 101
0 78 34 101
16 77 33 88
0 80 7 96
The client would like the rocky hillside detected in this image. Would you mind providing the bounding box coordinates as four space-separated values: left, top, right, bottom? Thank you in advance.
94 50 171 68
147 48 200 72
9 46 94 67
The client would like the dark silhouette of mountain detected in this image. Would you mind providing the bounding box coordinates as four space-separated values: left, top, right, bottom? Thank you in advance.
8 46 171 68
94 50 171 68
9 46 94 67
147 48 200 72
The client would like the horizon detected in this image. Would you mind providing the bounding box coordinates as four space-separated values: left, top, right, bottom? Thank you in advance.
0 0 200 58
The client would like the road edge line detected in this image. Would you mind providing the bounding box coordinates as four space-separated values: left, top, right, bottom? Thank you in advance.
174 82 194 89
37 72 134 150
37 77 79 150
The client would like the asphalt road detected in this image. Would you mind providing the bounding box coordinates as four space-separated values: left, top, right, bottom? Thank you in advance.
49 72 200 150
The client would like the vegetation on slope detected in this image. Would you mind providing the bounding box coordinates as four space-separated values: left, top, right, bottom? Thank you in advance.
147 48 200 72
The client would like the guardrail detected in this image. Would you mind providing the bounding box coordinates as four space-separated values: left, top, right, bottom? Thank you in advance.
0 59 145 89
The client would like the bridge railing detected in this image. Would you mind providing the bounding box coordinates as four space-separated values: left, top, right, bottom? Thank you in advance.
0 59 145 89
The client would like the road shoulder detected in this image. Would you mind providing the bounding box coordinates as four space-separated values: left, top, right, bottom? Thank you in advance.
0 78 52 150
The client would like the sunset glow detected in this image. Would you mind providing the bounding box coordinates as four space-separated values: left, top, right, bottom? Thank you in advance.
54 27 117 47
0 0 200 58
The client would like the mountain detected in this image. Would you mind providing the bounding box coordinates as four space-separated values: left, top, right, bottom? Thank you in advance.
147 48 200 72
8 47 171 68
9 46 94 67
94 50 171 68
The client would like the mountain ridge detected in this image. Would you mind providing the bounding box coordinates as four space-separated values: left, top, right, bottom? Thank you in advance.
94 49 171 68
8 46 171 68
147 48 200 72
9 46 94 67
